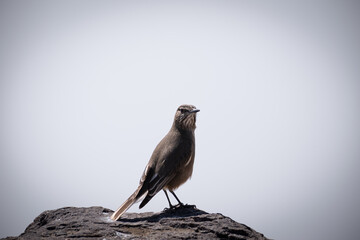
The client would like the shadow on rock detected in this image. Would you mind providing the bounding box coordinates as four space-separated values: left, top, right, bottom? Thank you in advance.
118 204 207 223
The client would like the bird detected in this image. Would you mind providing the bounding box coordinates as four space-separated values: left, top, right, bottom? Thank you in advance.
111 104 200 221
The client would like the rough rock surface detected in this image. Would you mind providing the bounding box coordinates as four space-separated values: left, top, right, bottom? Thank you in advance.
3 206 269 240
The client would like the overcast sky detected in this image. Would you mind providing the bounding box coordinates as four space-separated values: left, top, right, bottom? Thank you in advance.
1 1 360 240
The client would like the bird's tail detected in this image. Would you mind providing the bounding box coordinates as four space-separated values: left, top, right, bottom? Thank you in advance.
111 187 142 221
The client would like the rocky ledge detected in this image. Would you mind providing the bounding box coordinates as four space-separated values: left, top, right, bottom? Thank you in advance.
3 206 269 239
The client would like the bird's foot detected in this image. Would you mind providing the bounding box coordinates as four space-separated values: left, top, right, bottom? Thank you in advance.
163 203 196 212
173 203 184 209
163 204 180 211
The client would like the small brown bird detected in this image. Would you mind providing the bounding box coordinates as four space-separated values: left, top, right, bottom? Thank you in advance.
111 104 200 221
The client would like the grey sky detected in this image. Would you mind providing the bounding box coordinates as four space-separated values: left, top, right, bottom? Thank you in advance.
1 1 359 239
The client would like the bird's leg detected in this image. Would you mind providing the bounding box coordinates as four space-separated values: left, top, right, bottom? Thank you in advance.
170 190 184 207
163 190 175 209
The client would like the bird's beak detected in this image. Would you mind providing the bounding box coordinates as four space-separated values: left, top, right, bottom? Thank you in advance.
189 109 200 113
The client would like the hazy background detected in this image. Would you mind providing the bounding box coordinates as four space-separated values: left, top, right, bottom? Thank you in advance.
1 1 359 239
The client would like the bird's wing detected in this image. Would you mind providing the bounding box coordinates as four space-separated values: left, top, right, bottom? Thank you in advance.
138 165 175 208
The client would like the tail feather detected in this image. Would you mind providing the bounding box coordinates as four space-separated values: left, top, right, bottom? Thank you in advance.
111 187 142 221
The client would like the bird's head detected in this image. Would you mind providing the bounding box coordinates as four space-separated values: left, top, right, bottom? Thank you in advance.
173 104 200 131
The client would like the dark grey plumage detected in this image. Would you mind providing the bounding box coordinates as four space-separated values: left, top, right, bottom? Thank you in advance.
111 104 199 220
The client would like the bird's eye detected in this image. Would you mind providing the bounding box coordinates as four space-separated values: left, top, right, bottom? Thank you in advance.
180 108 187 114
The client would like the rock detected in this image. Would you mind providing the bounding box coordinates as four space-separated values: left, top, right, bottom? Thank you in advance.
2 206 269 239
